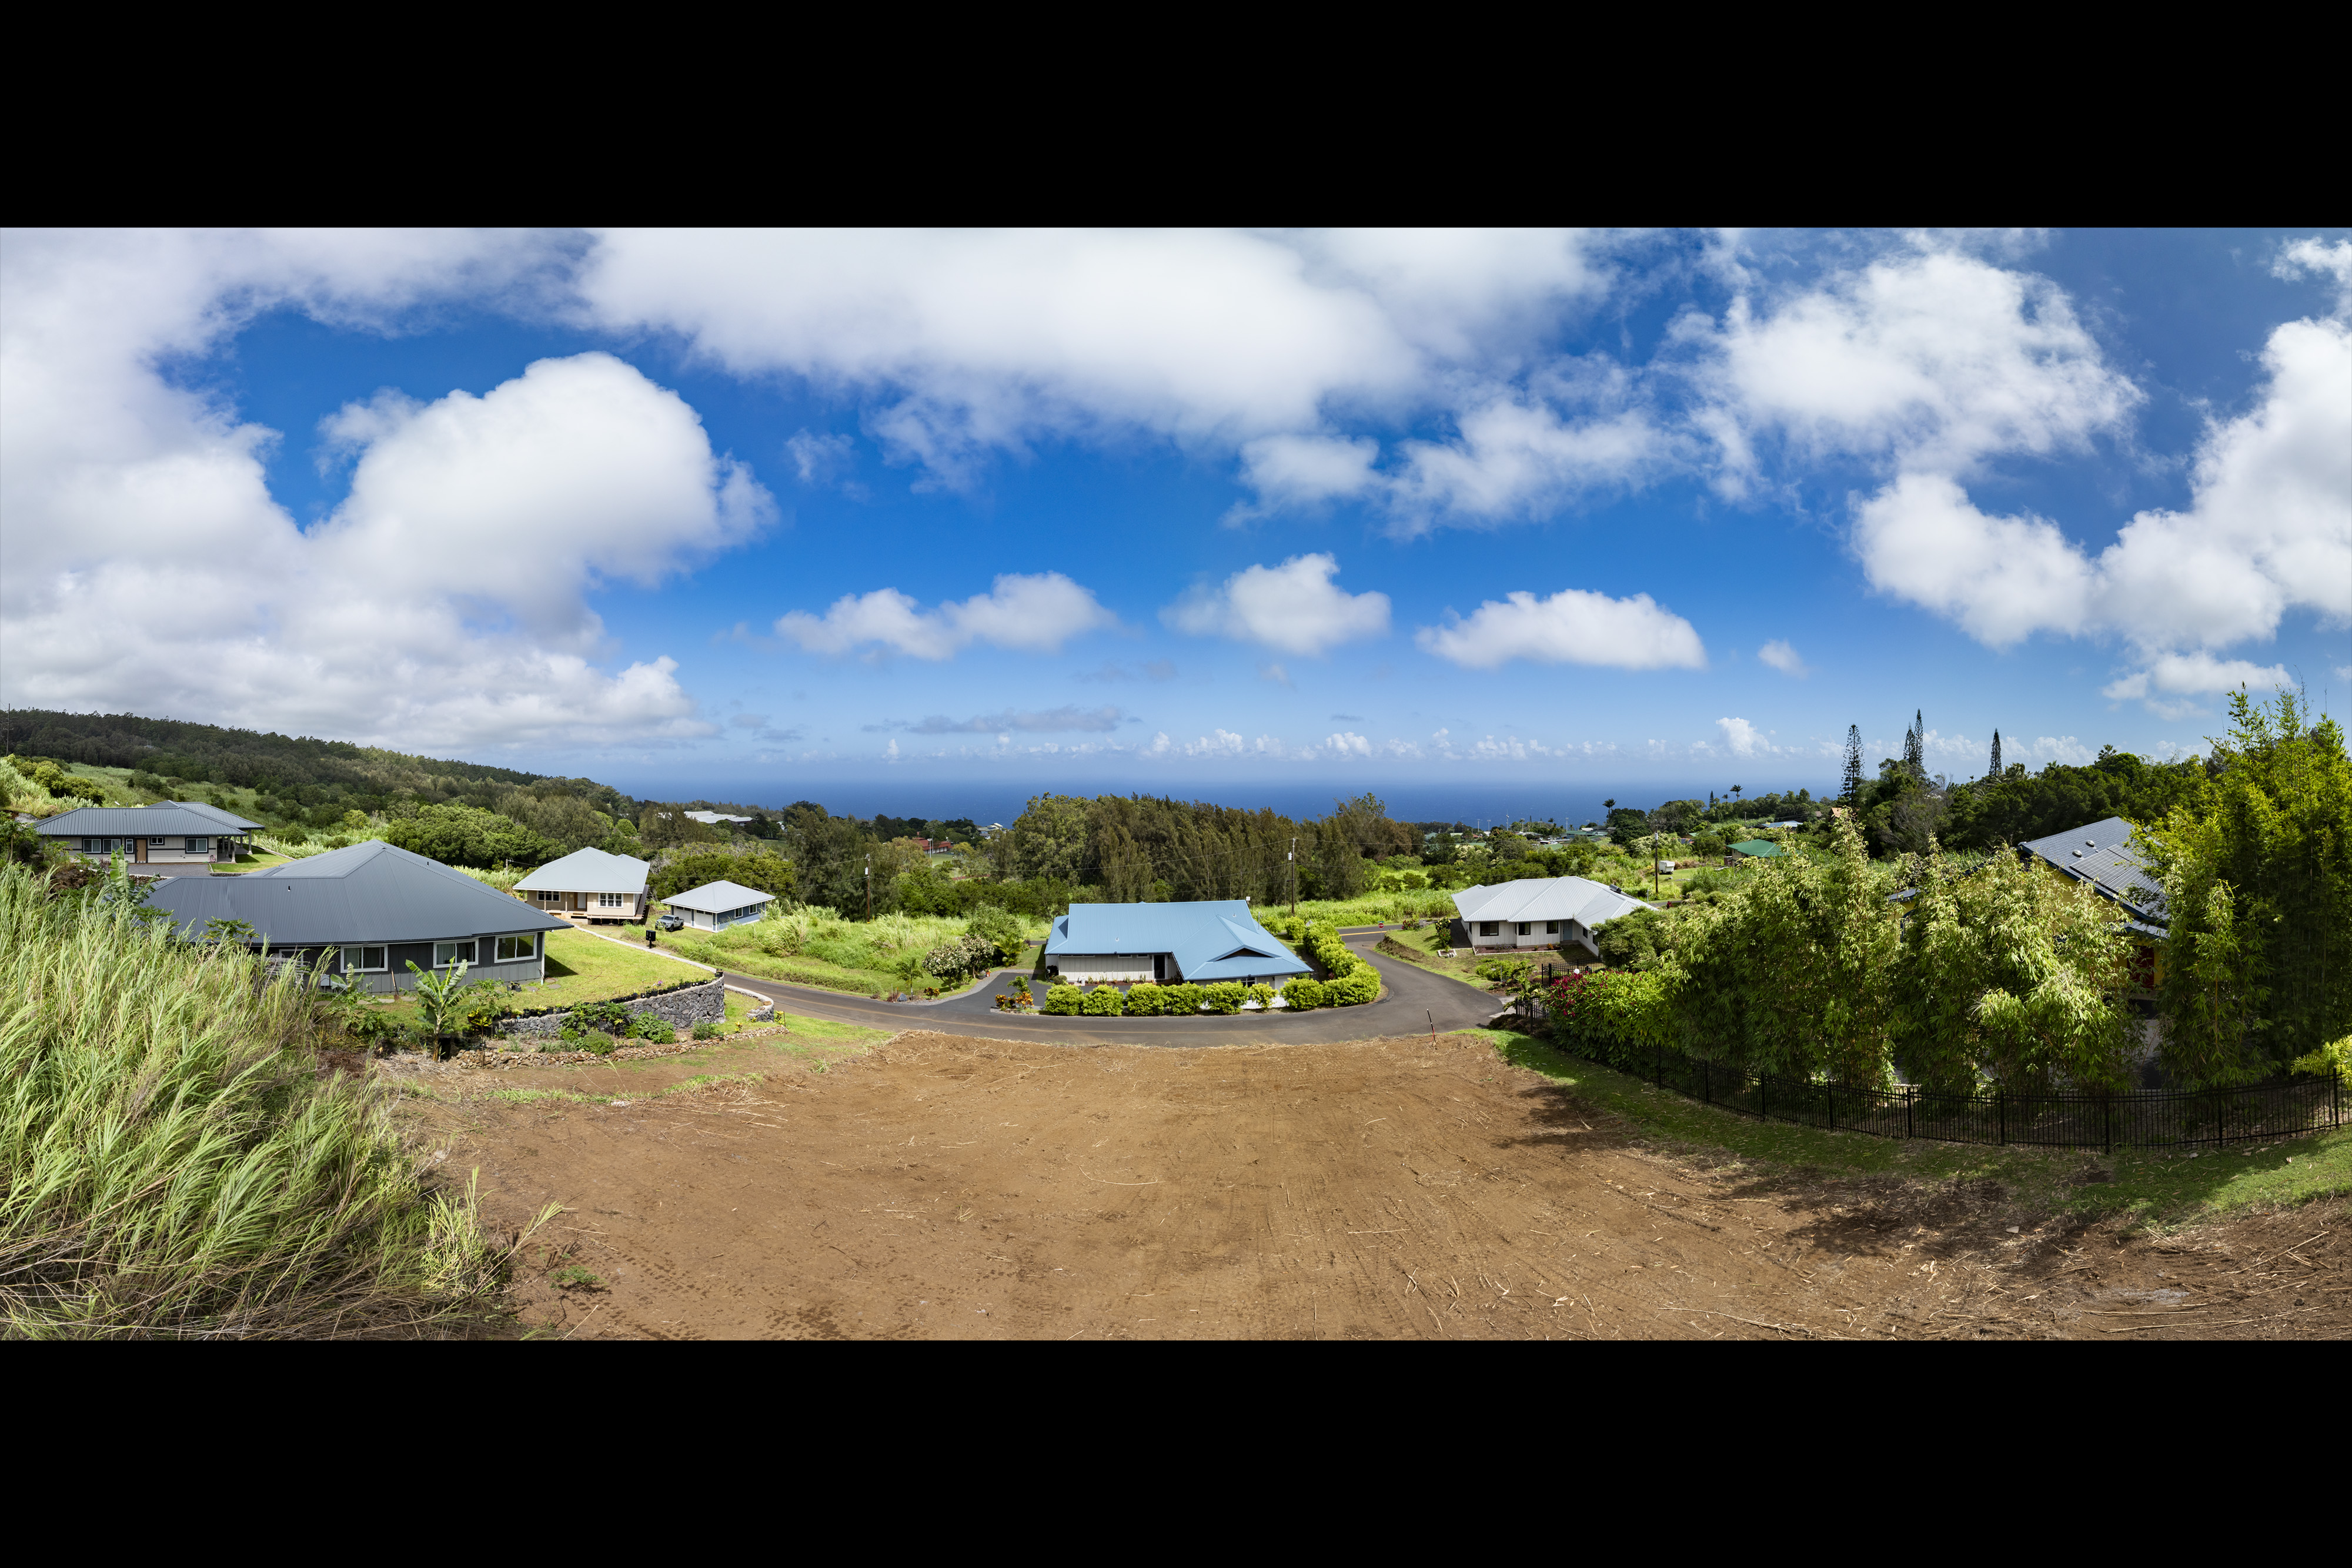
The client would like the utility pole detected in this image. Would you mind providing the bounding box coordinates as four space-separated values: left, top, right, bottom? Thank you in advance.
864 852 872 921
1288 836 1297 921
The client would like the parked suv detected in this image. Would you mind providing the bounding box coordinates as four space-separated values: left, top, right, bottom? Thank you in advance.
656 912 684 931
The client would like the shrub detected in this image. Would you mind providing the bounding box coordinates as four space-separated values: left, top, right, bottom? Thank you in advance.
1281 978 1326 1010
630 1017 677 1045
1081 985 1125 1015
692 1020 721 1040
1202 982 1246 1015
1042 984 1083 1015
1328 969 1379 1006
1163 983 1206 1013
580 1032 618 1055
1124 983 1167 1016
1247 983 1275 1007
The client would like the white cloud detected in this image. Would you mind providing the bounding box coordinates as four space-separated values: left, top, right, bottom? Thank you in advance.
1325 731 1371 757
1757 638 1809 676
1695 244 2140 489
2274 236 2352 315
2101 653 2292 703
1385 397 1661 531
1258 661 1294 687
2030 735 2094 765
1851 472 2096 646
1716 717 1768 755
1163 553 1391 656
1849 316 2350 704
1235 434 1379 508
0 245 762 753
777 571 1117 660
1415 587 1705 670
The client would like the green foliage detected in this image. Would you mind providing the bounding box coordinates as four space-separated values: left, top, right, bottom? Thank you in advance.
1664 815 1901 1082
0 862 532 1336
961 902 1024 964
1081 984 1125 1015
1201 981 1246 1014
789 813 892 918
1247 983 1275 1007
381 803 558 868
1544 968 1673 1058
1593 907 1673 971
1162 983 1206 1013
631 1017 677 1045
691 1021 721 1041
1474 955 1532 984
1041 984 1083 1015
579 1032 618 1056
1889 848 2134 1094
1297 921 1377 1005
1124 983 1168 1015
1941 745 2206 851
1281 978 1326 1010
2146 690 2352 1085
2290 1037 2352 1089
650 849 794 904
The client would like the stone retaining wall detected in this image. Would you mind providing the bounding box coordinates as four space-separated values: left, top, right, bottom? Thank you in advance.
497 977 727 1037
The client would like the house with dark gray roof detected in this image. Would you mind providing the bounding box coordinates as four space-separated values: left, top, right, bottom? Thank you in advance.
1044 901 1310 985
145 839 569 993
2018 816 2167 938
34 801 261 872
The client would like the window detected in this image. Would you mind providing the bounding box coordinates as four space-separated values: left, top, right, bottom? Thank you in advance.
185 837 209 852
433 941 476 969
536 890 560 902
495 935 536 962
342 947 387 972
1545 921 1560 934
1516 922 1531 937
597 892 623 908
1478 921 1498 937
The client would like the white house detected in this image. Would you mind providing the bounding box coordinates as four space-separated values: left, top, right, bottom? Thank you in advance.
1451 876 1652 957
663 879 776 930
35 802 262 871
683 810 754 826
513 847 652 924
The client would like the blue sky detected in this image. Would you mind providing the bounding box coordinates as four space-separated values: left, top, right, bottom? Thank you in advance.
3 229 2346 818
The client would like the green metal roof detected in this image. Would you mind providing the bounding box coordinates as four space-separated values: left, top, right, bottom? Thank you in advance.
1729 839 1784 857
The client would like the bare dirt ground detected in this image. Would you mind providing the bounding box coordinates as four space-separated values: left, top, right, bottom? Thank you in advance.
402 1031 2348 1340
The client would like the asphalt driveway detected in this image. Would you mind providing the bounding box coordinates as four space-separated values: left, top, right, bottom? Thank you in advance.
716 931 1505 1046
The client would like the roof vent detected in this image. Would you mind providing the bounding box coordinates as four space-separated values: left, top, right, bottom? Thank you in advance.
2072 849 2084 857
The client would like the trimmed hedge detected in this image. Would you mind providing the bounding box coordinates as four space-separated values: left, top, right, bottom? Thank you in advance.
1081 984 1125 1015
1299 922 1378 1005
1281 977 1327 1010
1042 983 1084 1015
1124 983 1168 1016
1202 981 1246 1015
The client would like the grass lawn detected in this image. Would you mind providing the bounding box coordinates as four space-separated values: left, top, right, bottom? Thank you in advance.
360 927 694 1025
1471 1027 2352 1228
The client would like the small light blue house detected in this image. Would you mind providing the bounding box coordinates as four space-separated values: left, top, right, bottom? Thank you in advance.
1044 901 1311 986
664 879 776 931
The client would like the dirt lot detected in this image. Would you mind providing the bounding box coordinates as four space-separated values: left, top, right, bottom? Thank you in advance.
402 1030 2348 1340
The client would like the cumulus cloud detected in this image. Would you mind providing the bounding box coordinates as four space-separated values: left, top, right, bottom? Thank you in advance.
1849 315 2350 704
1757 638 1809 676
1325 731 1371 757
1716 717 1769 755
1415 587 1705 670
1163 554 1391 656
2275 236 2352 314
1694 245 2140 489
776 571 1117 659
0 239 763 752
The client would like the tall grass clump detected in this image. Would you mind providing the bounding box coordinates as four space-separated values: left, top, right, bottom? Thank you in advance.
0 864 534 1338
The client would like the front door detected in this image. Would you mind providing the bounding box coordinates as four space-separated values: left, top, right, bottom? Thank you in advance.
1154 954 1166 981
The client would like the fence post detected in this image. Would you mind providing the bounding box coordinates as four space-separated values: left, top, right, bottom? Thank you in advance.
1905 1086 1914 1140
1826 1082 1835 1133
1998 1089 2006 1146
2102 1092 2111 1156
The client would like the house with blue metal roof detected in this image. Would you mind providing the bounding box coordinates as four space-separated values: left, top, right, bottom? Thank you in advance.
1044 901 1311 986
145 839 568 993
2018 816 2167 938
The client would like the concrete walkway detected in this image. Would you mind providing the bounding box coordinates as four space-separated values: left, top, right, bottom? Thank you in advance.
711 932 1504 1047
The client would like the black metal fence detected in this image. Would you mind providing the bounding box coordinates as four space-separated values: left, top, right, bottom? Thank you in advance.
1528 1014 2344 1152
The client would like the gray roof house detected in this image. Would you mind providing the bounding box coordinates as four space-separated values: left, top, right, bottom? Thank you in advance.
1452 876 1652 957
2018 816 2168 938
662 879 777 931
1044 901 1311 986
34 801 262 872
145 839 569 994
513 847 652 924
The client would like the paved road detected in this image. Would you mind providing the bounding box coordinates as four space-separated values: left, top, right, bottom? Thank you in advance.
716 932 1505 1047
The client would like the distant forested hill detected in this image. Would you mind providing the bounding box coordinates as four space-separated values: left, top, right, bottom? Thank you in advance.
0 708 623 814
